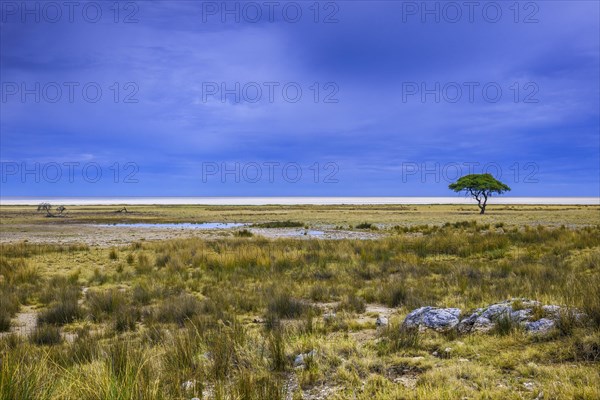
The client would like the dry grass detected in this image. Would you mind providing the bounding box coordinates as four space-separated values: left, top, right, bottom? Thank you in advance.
0 206 599 399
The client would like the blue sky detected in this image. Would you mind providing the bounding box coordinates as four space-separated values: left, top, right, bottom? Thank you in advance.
1 1 598 197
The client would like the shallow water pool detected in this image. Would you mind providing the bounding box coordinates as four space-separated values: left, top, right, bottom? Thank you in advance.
103 222 247 230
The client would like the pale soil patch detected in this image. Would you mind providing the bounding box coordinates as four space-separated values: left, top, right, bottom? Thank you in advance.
0 306 37 338
0 225 383 247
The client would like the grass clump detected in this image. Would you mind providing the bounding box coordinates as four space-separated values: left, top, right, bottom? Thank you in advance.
155 293 202 325
30 325 62 346
337 294 367 313
267 291 307 319
378 325 420 354
85 288 127 321
37 297 81 326
493 313 519 336
0 311 11 332
0 211 599 398
108 248 119 260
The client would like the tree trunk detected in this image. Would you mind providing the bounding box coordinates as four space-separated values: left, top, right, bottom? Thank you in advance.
480 193 488 214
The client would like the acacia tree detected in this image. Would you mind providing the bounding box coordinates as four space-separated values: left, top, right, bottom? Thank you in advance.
449 173 511 214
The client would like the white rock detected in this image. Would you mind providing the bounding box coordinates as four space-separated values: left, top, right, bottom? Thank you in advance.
376 315 389 327
525 318 554 334
294 350 316 367
403 307 461 332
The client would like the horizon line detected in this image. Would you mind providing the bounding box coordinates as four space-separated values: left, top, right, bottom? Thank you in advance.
1 196 598 206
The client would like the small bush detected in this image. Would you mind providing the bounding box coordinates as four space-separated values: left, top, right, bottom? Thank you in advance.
109 248 119 260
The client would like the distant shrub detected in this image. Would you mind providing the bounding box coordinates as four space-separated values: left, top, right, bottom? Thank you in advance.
234 229 254 237
356 222 378 230
109 248 119 260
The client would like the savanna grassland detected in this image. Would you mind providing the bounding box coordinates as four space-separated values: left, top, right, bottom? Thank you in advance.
1 204 599 399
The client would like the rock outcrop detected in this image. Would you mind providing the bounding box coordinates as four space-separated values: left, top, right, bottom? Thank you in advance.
402 306 461 332
403 299 578 335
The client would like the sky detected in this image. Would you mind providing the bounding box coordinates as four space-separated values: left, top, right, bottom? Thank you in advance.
1 0 599 197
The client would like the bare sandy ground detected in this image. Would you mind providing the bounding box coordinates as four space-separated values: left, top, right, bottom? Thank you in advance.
0 224 383 247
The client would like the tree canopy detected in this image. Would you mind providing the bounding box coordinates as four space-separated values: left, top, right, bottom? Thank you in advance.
449 173 511 214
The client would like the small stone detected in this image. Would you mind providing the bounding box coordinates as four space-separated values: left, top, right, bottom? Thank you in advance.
525 318 554 334
376 315 389 327
294 350 316 367
472 316 494 332
181 380 195 391
523 382 534 391
510 309 531 323
323 312 336 321
403 307 461 332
